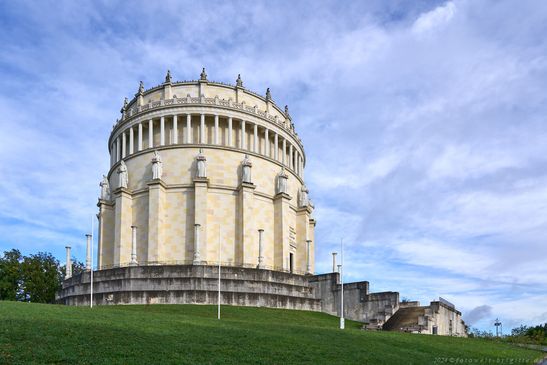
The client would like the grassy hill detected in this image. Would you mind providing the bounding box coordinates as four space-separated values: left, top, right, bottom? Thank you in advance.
0 301 543 364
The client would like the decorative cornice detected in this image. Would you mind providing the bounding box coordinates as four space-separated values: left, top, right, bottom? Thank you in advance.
238 182 256 191
147 179 167 189
97 198 114 207
193 177 209 186
113 187 132 197
274 192 292 201
114 94 301 146
296 206 313 215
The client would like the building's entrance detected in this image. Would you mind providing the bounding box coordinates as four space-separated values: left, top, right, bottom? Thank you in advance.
289 253 294 273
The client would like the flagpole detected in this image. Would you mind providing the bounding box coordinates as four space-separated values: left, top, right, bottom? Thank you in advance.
340 238 344 329
218 225 221 320
90 214 94 309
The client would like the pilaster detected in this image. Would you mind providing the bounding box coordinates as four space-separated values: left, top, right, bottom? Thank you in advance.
237 182 256 266
147 179 167 263
164 83 172 100
235 84 244 103
193 177 209 264
113 187 133 267
309 217 316 274
273 192 292 270
296 206 313 274
97 199 114 269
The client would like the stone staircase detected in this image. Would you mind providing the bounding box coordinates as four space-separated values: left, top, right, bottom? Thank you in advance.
383 306 427 332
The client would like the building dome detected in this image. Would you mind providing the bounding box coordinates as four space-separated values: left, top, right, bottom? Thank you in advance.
97 70 315 274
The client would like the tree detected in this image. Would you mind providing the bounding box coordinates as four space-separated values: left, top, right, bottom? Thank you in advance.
0 249 23 301
20 252 62 303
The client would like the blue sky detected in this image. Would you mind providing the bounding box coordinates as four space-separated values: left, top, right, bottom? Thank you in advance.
1 0 546 332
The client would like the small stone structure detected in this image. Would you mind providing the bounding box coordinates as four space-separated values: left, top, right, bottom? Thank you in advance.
384 298 467 336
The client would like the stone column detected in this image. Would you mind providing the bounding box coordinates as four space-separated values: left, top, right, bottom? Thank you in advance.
97 198 114 269
289 144 293 169
147 179 166 263
241 120 246 149
214 114 219 145
200 113 205 144
193 224 201 264
86 234 92 271
122 132 127 158
148 119 154 148
253 124 258 153
274 191 291 271
160 116 165 146
296 205 312 274
332 252 337 273
309 218 316 273
130 225 138 265
282 138 286 165
238 181 255 266
173 115 178 144
193 177 208 264
116 137 121 162
65 246 72 278
257 229 264 269
129 127 134 155
138 123 143 151
274 133 279 161
186 114 192 143
264 128 269 157
113 187 132 266
306 239 312 274
228 117 233 147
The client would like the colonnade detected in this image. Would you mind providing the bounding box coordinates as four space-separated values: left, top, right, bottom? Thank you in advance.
110 113 304 178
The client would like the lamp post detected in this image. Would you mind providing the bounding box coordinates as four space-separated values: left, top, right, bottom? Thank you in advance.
494 318 502 337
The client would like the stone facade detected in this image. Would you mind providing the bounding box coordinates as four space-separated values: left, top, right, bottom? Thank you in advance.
59 265 321 310
98 71 314 275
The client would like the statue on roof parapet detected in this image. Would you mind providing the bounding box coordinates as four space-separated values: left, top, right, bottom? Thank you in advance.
200 68 207 81
164 70 172 84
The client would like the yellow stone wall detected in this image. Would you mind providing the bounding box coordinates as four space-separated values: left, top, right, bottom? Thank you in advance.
100 81 313 274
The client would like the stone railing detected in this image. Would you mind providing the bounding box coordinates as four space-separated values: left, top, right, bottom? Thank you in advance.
117 96 300 142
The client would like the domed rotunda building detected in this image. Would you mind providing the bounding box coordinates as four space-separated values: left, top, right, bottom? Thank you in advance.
59 70 320 309
98 69 314 275
58 69 466 337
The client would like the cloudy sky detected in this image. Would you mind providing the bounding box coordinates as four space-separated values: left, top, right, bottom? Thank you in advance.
1 0 546 331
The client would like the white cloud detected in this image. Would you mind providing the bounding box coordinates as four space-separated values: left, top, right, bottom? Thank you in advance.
427 144 521 180
412 1 456 34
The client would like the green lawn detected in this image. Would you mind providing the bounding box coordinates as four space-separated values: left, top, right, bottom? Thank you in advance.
0 301 543 364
